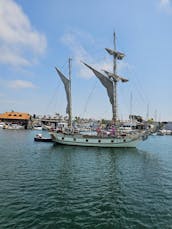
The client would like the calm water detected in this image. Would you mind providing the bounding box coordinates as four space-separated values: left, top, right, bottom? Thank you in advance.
0 129 172 228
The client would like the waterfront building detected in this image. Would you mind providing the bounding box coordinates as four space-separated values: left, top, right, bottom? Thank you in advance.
0 111 31 129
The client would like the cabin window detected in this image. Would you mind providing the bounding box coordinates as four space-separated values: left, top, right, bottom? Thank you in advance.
123 139 126 142
62 137 64 140
98 140 101 143
86 139 88 142
111 140 114 143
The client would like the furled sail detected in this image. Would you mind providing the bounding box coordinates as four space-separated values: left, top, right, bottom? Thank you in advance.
83 62 114 106
103 70 128 82
105 48 125 60
55 67 70 114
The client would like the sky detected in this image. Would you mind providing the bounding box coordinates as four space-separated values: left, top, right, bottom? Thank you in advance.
0 0 172 121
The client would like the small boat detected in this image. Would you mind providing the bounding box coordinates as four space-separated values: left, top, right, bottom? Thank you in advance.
157 129 172 135
33 125 43 130
34 134 52 142
0 122 5 128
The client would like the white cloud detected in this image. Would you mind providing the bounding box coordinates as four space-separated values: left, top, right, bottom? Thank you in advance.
61 32 93 78
0 46 30 66
0 0 46 67
160 0 170 6
8 80 36 89
61 31 130 79
61 31 111 79
159 0 172 13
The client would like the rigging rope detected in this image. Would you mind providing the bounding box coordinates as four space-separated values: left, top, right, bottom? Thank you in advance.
43 84 61 115
44 59 71 115
80 81 98 118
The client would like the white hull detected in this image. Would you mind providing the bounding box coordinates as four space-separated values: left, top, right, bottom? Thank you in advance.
0 123 5 128
33 127 43 130
50 132 142 148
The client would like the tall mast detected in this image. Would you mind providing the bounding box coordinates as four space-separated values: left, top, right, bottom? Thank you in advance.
104 33 127 124
84 33 127 124
146 103 149 121
113 32 117 124
68 58 72 128
130 92 133 121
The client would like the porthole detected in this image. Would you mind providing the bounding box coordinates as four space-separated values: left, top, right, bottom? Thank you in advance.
62 137 64 140
73 138 76 141
123 139 126 142
86 139 88 142
111 140 114 143
98 139 101 143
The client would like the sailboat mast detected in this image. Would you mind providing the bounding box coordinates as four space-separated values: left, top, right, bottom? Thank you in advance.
113 32 117 124
130 92 133 121
68 58 72 128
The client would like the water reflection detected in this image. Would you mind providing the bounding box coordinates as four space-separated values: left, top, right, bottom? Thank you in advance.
1 130 172 228
50 144 172 226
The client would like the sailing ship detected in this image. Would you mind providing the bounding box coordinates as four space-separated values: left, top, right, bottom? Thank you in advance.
50 33 146 147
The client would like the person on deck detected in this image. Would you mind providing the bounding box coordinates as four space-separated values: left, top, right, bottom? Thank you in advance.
111 126 115 136
96 127 101 136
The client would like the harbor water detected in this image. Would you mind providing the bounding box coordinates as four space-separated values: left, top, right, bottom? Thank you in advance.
0 129 172 228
